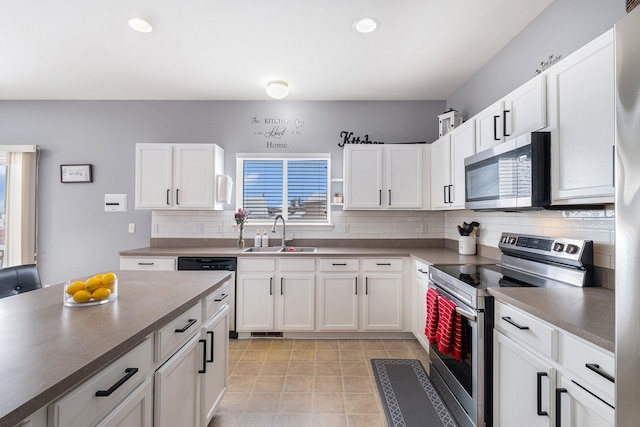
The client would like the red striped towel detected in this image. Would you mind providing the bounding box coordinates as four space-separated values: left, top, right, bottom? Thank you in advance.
436 294 462 357
452 311 464 360
425 288 439 344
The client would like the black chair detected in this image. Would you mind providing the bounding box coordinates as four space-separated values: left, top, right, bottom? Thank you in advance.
0 264 42 299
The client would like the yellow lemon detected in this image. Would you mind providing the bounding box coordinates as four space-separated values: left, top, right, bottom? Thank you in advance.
66 281 86 295
72 290 92 303
92 288 111 301
101 272 117 290
93 273 105 280
85 277 102 293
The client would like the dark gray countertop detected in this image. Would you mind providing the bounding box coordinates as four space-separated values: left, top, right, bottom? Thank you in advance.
0 270 231 426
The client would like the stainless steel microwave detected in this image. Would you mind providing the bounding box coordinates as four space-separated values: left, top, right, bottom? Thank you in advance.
464 131 551 211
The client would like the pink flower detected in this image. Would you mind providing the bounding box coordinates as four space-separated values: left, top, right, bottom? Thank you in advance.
234 208 251 225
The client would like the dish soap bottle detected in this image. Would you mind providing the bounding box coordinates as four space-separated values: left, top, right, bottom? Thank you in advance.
261 230 269 247
254 230 261 248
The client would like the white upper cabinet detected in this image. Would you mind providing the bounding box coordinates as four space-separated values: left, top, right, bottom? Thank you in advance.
431 119 476 210
135 143 225 210
344 144 430 210
475 75 547 152
546 29 614 205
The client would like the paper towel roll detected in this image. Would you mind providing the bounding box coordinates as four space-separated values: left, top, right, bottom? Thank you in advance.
216 174 233 204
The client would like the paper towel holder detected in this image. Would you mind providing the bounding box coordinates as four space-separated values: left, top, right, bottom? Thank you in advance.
216 174 233 204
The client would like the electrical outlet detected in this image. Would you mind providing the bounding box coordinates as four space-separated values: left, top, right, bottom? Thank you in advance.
128 223 135 233
153 224 159 234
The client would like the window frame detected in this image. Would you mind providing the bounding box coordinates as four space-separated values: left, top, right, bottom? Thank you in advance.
235 153 333 229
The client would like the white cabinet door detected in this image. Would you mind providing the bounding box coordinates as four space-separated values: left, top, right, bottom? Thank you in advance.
201 308 229 426
277 274 315 331
556 375 614 427
494 331 554 427
135 144 173 209
236 273 274 331
173 144 216 209
317 274 359 331
343 145 383 209
449 119 476 209
154 335 201 427
430 135 451 210
503 74 547 139
362 274 403 330
386 144 423 209
475 100 504 152
96 379 153 427
547 29 614 205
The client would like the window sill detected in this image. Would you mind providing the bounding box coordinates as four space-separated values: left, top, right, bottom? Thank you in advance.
242 223 335 231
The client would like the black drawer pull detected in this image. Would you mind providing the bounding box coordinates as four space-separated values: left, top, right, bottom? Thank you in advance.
137 262 155 266
332 263 347 266
536 372 548 416
417 269 428 274
175 318 197 333
502 316 529 330
95 368 138 397
214 293 229 302
376 263 391 266
198 339 207 373
207 331 215 363
585 363 615 383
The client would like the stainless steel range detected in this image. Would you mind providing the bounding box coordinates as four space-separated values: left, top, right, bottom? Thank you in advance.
428 233 594 427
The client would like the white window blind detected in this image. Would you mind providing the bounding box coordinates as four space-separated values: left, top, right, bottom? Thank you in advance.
237 154 330 225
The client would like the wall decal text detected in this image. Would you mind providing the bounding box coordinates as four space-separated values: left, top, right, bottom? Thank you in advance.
339 131 385 147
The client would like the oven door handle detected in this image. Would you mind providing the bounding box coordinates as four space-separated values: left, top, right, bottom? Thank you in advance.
455 306 477 322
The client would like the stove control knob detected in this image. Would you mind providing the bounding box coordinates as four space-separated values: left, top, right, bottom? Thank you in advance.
553 243 565 252
509 237 517 244
565 244 579 254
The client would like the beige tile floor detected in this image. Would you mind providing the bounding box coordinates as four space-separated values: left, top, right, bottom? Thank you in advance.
209 338 430 427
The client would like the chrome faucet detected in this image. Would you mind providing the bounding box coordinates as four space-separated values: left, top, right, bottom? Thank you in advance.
271 215 287 248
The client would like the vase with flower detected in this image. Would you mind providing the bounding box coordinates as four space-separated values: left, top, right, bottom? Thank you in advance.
234 208 251 249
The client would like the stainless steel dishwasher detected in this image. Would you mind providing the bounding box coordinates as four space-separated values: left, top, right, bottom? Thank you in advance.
177 257 238 338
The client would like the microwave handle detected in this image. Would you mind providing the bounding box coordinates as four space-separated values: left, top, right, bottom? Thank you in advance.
503 110 511 137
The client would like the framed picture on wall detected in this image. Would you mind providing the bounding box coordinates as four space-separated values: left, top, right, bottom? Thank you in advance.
60 164 93 183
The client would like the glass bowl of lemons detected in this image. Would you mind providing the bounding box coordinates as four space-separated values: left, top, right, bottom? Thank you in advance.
64 272 118 307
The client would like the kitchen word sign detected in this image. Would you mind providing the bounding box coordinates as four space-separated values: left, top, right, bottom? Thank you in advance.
250 115 305 150
338 131 385 147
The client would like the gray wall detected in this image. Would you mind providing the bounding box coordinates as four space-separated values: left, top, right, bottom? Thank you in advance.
0 101 443 284
447 0 625 118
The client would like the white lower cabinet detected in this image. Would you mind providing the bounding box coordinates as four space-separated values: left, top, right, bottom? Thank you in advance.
200 306 229 427
96 379 153 427
493 301 615 427
362 273 402 330
413 259 430 351
317 271 359 331
494 330 554 427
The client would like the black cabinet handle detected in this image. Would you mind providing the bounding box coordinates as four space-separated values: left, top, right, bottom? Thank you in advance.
448 185 453 204
166 189 170 205
365 277 369 295
503 110 511 137
493 115 500 141
214 293 229 302
418 269 428 274
280 277 284 295
270 277 273 295
137 262 155 266
556 387 568 426
502 316 530 330
176 189 180 205
354 277 358 295
443 185 448 204
95 368 138 396
175 318 197 333
207 331 214 363
536 372 549 416
332 263 347 266
376 263 391 266
585 363 615 383
198 339 207 373
388 189 391 206
378 189 382 206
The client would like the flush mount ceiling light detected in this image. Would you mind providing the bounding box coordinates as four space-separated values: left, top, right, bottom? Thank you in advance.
266 80 289 99
128 18 153 33
353 17 379 33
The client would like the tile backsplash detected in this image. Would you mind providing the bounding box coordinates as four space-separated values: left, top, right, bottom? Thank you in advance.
152 205 615 269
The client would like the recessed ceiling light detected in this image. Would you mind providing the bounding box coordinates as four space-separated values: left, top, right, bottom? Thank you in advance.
128 18 153 33
353 17 379 34
266 80 289 99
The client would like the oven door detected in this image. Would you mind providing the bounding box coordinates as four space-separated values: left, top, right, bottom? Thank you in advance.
428 283 484 426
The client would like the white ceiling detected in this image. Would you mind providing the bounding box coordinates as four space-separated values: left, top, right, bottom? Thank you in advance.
0 0 554 101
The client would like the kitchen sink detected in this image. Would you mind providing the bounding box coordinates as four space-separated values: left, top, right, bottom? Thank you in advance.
242 246 318 253
242 247 283 253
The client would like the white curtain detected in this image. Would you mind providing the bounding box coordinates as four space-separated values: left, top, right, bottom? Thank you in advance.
3 146 38 267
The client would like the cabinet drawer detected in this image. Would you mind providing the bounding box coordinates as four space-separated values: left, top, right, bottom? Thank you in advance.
495 302 556 359
202 280 231 321
50 337 153 427
560 332 615 404
363 258 403 271
155 303 202 363
119 257 176 271
318 258 359 272
279 258 315 272
238 257 276 272
415 260 430 285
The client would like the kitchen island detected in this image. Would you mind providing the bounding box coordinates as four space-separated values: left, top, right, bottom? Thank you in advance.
0 270 231 427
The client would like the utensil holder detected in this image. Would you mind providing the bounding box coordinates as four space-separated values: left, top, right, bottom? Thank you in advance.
459 236 476 255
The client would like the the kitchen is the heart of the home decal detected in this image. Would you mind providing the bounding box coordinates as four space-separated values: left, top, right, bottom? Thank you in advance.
250 115 305 149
